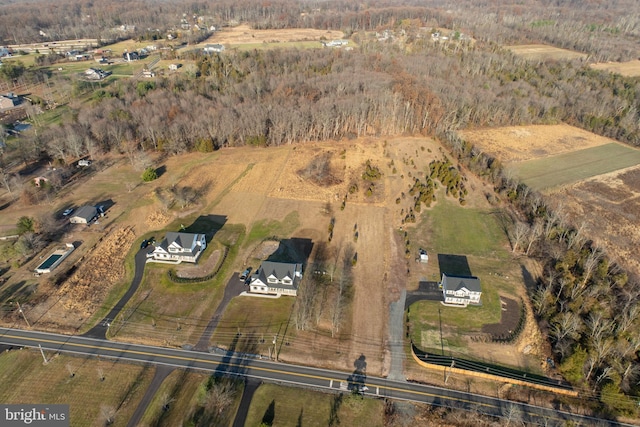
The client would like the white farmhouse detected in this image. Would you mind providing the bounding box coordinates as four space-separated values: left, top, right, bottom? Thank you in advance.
151 232 206 263
441 273 481 307
248 261 303 296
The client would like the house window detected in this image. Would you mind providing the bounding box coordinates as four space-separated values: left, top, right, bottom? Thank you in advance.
267 277 277 284
283 278 292 285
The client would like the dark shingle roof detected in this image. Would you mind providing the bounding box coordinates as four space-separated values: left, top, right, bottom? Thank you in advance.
442 273 481 293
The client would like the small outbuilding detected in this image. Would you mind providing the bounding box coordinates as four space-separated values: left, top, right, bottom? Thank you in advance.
69 205 98 224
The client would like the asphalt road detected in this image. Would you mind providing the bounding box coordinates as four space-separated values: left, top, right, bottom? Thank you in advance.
0 327 632 427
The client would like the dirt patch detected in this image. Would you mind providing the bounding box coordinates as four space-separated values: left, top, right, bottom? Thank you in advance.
204 24 344 45
507 44 587 61
481 297 520 339
460 124 612 163
591 60 640 77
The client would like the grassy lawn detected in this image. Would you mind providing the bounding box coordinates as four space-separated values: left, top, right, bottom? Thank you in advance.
245 383 384 427
509 142 640 191
210 295 294 352
232 41 326 51
107 222 245 345
0 350 154 427
406 195 526 359
244 211 300 247
139 369 242 427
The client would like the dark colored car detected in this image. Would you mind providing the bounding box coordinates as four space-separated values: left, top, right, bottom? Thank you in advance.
239 268 252 281
140 240 149 249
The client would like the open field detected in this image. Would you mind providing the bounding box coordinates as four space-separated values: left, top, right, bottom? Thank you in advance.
461 123 640 281
550 166 640 279
591 59 640 77
200 23 344 47
244 383 384 427
459 124 612 163
507 143 640 191
506 44 587 61
0 349 154 427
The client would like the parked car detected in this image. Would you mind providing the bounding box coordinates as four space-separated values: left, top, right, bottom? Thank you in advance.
62 208 74 217
140 239 149 249
240 267 252 281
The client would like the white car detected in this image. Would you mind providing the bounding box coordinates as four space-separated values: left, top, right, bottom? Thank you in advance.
62 208 74 217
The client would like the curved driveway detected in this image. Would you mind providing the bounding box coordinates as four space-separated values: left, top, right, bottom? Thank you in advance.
83 246 154 339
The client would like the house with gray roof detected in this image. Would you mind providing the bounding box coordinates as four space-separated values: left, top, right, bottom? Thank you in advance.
69 206 98 224
249 261 303 296
151 232 206 263
441 273 481 307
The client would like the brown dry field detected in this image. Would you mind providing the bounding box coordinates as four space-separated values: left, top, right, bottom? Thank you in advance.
591 59 640 77
0 137 534 378
550 166 640 279
462 123 640 280
507 44 587 61
203 23 343 46
459 123 612 163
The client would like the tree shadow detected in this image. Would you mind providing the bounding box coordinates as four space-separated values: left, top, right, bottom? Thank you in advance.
296 407 303 427
328 394 342 426
437 254 472 277
155 165 167 178
346 353 367 394
261 399 275 426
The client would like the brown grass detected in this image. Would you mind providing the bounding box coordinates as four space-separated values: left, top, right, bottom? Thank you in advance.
203 23 343 45
460 124 612 163
591 60 640 77
0 349 154 427
507 44 587 61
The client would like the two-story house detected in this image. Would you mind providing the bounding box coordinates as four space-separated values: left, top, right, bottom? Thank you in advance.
248 261 303 296
151 232 206 263
441 273 481 307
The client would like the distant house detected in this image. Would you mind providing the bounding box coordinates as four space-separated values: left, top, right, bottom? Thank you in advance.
0 47 10 57
441 273 481 307
168 63 181 71
151 232 207 263
248 261 303 297
69 206 98 224
203 44 224 53
123 51 140 61
142 70 156 78
85 68 111 80
323 39 349 47
0 93 19 110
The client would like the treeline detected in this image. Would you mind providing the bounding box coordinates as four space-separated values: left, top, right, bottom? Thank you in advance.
444 134 640 416
17 39 637 167
0 0 638 60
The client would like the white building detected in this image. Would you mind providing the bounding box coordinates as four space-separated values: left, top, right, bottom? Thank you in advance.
151 232 206 263
441 273 481 307
248 261 303 296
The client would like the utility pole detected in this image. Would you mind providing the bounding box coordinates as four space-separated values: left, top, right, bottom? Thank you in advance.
16 302 31 328
38 344 48 365
438 308 444 356
273 335 278 361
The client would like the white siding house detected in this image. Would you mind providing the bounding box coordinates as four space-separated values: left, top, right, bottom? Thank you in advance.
151 232 206 263
249 261 302 296
441 273 481 307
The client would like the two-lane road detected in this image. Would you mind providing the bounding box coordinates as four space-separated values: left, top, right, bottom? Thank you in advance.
0 327 632 426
